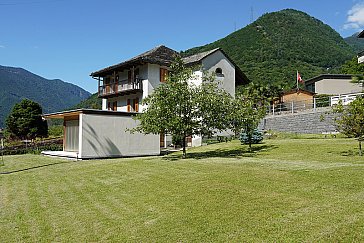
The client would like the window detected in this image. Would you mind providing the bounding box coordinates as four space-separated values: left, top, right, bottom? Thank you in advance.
127 99 131 112
113 101 117 111
133 98 139 112
160 68 169 83
215 68 224 77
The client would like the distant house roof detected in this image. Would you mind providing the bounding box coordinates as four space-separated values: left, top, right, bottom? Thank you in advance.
183 48 250 85
91 45 178 77
304 74 355 86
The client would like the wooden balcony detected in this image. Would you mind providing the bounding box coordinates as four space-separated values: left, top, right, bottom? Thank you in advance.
98 79 142 98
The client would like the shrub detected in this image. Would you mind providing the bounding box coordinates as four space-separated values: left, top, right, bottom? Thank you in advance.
240 129 263 145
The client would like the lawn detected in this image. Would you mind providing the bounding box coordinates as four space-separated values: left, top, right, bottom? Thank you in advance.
1 138 364 242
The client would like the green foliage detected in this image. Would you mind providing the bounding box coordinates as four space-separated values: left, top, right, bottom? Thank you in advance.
5 99 48 140
48 125 63 137
240 129 263 145
340 56 364 75
182 9 354 86
132 57 233 158
70 93 102 110
0 65 91 128
333 96 364 155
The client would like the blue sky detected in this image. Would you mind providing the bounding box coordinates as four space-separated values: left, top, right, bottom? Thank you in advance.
0 0 364 93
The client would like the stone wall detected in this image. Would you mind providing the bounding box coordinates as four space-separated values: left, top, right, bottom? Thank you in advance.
259 107 338 134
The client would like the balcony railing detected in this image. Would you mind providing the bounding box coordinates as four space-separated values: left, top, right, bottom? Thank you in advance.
98 78 142 97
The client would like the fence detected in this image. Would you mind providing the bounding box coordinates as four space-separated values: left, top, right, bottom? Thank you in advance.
268 92 364 116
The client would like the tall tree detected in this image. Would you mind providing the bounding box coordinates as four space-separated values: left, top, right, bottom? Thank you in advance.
6 99 48 140
333 96 364 156
131 57 232 158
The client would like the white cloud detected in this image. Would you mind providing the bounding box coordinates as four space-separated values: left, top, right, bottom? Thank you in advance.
0 45 5 48
344 2 364 30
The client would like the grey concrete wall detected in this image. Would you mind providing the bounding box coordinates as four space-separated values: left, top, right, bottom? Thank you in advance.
80 113 160 159
315 79 362 95
259 108 338 134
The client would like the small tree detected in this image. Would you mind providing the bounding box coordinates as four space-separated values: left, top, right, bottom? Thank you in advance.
6 99 48 140
131 57 232 158
333 96 364 156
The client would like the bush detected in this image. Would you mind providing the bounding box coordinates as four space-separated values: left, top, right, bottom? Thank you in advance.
240 129 263 145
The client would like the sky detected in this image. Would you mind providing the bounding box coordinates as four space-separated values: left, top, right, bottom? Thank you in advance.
1 0 364 93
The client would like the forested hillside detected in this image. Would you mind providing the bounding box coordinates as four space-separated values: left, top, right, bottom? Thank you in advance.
182 9 355 87
0 65 90 127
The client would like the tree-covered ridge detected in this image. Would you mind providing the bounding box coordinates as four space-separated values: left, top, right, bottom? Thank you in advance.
182 9 355 88
344 32 364 53
0 65 91 128
70 93 101 110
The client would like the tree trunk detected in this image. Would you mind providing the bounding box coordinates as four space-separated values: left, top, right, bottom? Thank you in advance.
359 140 362 156
182 133 186 159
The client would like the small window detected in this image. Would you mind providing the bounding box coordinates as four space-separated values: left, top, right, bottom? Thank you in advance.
215 68 224 77
160 68 169 83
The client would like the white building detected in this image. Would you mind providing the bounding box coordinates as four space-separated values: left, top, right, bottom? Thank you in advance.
42 45 249 159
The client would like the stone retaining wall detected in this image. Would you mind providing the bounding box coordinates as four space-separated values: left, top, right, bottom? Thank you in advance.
259 107 338 134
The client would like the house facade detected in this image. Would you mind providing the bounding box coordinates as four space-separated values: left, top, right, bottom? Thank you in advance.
42 45 248 159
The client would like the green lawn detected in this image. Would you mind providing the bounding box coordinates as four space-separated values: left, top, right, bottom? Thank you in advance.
1 138 364 242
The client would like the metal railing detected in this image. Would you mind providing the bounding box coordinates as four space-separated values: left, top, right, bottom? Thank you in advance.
99 78 142 97
268 92 364 116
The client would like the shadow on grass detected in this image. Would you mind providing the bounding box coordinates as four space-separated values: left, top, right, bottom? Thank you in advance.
164 143 277 161
0 160 73 175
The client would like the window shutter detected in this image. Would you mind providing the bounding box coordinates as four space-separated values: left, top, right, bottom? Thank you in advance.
134 98 139 112
127 99 131 112
113 101 117 111
160 68 168 83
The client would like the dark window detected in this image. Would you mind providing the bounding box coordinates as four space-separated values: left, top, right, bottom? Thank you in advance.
215 68 224 77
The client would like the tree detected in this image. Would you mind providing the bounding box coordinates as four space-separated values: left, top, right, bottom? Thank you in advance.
6 99 48 140
230 92 267 150
131 57 232 158
333 96 364 156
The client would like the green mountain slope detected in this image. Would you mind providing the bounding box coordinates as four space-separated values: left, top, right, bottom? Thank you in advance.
0 65 91 128
182 9 355 87
70 93 101 110
344 32 364 53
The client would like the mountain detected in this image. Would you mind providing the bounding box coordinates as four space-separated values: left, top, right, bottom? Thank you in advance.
344 32 364 53
182 9 355 87
70 93 101 110
0 65 91 128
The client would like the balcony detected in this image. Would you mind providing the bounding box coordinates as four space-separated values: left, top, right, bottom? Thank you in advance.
358 50 364 63
98 78 142 98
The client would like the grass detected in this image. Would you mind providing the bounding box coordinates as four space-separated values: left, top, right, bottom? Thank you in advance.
1 138 364 241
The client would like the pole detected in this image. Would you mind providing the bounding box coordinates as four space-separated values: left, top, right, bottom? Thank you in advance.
1 138 4 166
296 70 299 90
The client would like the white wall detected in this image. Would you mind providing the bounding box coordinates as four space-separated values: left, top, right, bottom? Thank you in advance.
80 113 160 158
201 50 236 97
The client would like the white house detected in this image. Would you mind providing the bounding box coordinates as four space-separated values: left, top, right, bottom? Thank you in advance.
42 45 249 159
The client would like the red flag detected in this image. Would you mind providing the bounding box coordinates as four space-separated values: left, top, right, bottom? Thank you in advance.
297 72 304 83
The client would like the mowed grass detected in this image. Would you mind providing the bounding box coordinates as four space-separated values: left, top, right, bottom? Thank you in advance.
1 138 364 242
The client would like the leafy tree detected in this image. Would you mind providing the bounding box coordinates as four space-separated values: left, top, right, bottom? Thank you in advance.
6 99 48 140
340 56 364 75
230 93 267 150
333 96 364 156
131 57 232 158
340 56 364 92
